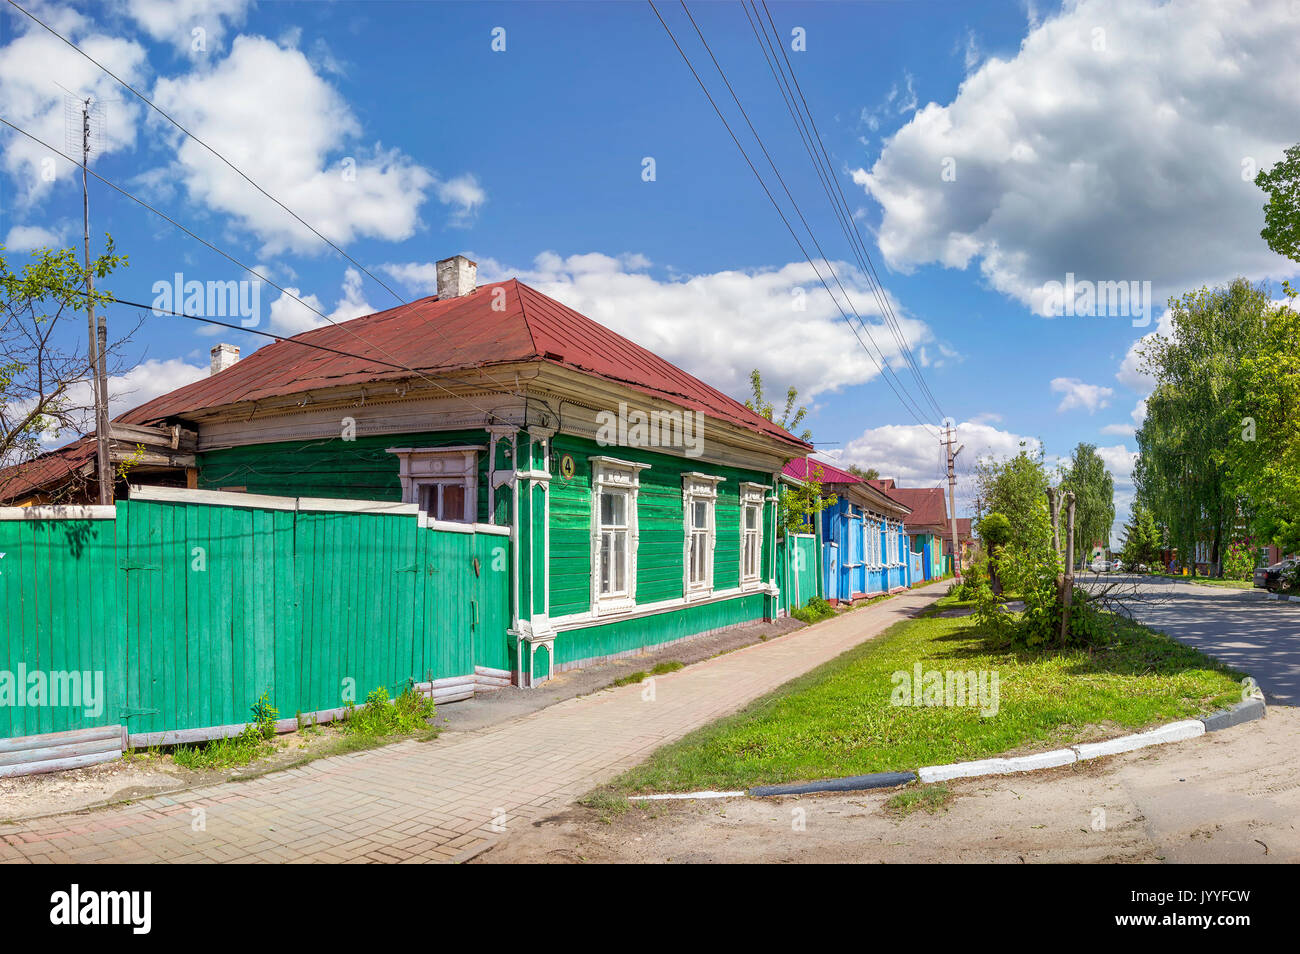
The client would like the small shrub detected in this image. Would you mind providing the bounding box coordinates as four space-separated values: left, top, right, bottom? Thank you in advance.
792 595 835 623
251 692 278 740
1221 540 1255 581
172 724 272 771
343 685 436 737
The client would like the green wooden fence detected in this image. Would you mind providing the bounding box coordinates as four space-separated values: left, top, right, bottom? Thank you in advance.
0 495 510 742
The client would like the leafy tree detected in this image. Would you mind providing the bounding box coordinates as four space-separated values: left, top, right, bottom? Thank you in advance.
1224 293 1300 554
974 442 1051 552
746 369 812 442
846 464 880 480
976 511 1012 594
1058 443 1116 551
0 238 129 489
1256 143 1300 265
1119 505 1162 569
1134 279 1273 575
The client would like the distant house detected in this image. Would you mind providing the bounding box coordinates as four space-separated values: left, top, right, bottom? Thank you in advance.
2 255 810 686
782 458 912 603
943 517 973 571
874 482 950 581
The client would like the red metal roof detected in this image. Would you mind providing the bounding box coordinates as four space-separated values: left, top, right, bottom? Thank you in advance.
0 437 96 501
120 279 809 450
888 486 949 530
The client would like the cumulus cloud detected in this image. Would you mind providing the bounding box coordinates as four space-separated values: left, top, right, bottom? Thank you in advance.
4 224 64 250
381 251 948 404
125 0 252 54
1051 377 1113 413
148 35 476 254
0 10 146 205
821 419 1041 514
854 0 1300 312
265 267 375 336
32 357 208 445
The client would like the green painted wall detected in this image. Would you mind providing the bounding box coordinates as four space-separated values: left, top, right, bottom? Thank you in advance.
197 430 493 520
554 593 766 665
547 435 774 618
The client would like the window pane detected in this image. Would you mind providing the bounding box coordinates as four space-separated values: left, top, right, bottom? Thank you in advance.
693 500 708 529
441 484 466 521
601 491 626 527
745 506 757 530
600 533 612 593
613 530 627 591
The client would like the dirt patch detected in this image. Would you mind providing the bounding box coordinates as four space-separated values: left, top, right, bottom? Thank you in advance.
475 709 1298 864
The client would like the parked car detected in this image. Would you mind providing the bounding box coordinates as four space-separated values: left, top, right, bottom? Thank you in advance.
1254 558 1298 592
1111 560 1124 573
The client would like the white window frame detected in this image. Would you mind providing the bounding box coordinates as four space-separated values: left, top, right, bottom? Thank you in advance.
389 446 481 523
590 456 649 615
682 473 723 599
740 482 767 589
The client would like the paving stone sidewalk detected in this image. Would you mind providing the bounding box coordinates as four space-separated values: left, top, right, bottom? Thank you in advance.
0 588 941 864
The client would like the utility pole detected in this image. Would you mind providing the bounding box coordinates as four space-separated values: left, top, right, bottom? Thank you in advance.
942 422 964 579
78 95 112 504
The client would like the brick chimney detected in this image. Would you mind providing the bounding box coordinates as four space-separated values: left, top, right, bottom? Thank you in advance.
436 255 477 298
210 343 240 375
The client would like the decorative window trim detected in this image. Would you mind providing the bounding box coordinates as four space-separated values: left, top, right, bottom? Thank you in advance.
590 457 650 615
739 482 767 589
682 473 724 600
388 446 482 523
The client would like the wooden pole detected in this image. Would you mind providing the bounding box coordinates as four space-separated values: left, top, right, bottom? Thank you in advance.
1060 491 1076 647
80 98 112 505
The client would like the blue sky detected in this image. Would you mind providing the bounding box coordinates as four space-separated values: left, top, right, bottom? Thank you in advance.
2 0 1298 540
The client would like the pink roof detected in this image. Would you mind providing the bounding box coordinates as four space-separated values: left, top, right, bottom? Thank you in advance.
781 456 861 485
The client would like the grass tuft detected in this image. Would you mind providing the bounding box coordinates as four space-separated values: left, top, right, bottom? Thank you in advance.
885 784 953 817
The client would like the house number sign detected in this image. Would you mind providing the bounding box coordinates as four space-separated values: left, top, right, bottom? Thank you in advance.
559 454 575 480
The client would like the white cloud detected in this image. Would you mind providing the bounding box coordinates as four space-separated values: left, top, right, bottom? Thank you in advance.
1051 377 1113 413
381 251 947 404
0 11 146 205
855 0 1300 312
148 35 474 254
33 357 208 445
266 267 374 336
4 224 64 250
822 419 1041 514
125 0 252 54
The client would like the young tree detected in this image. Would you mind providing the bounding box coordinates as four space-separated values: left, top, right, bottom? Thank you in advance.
746 368 812 442
1058 443 1116 552
0 239 129 491
782 463 836 535
1119 505 1162 569
974 442 1051 551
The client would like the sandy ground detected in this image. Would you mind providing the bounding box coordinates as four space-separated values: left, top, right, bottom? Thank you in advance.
475 707 1300 864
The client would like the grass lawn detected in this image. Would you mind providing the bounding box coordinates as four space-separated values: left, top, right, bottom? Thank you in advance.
1145 573 1254 590
613 596 1244 794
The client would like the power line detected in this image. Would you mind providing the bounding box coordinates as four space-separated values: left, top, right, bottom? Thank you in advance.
0 116 529 422
747 0 945 420
675 1 937 430
648 1 937 434
2 0 532 411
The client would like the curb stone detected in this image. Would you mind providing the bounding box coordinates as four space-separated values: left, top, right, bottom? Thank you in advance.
749 771 916 797
1202 695 1266 732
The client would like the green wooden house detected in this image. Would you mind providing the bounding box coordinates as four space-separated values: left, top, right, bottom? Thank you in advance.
41 256 810 688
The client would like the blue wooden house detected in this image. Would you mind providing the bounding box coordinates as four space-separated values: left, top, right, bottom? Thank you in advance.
782 459 912 604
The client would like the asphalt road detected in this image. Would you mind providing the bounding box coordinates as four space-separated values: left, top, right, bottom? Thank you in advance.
1080 573 1300 705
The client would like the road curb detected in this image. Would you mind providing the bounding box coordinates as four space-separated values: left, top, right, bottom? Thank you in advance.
749 771 916 797
1201 695 1267 732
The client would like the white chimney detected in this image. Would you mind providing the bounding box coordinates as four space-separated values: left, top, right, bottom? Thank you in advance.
210 343 240 375
436 255 477 298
